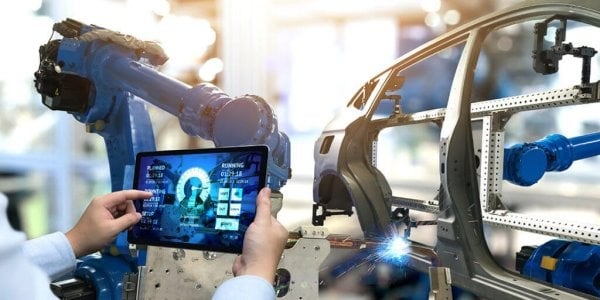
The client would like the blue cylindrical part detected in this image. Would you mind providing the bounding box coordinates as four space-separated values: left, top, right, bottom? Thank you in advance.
99 47 190 116
535 134 573 171
504 132 600 186
503 144 548 186
569 132 600 161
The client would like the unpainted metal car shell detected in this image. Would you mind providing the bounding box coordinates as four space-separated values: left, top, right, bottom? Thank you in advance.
312 0 600 298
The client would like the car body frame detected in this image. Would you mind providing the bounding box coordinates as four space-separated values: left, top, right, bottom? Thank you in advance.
312 0 600 298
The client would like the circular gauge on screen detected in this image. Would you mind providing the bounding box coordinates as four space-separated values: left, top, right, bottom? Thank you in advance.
176 167 211 205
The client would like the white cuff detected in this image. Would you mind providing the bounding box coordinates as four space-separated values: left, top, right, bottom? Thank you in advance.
212 275 275 300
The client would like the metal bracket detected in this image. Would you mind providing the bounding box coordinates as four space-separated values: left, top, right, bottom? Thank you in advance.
429 267 453 300
312 203 353 226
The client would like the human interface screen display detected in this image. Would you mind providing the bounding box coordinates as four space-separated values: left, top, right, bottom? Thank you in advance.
128 145 268 253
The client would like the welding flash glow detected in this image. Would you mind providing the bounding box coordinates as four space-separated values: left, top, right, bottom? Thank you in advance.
377 236 410 265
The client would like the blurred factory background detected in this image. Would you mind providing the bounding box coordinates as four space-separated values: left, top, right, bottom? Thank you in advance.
1 0 599 299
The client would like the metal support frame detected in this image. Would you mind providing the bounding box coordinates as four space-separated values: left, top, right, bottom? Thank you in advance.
138 226 330 299
390 83 600 245
477 86 600 245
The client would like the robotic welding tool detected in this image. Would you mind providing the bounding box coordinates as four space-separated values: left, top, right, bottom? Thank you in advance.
533 15 598 87
33 18 291 299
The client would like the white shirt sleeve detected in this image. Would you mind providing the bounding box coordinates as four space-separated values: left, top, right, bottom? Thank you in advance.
0 193 58 299
212 275 276 300
23 231 77 281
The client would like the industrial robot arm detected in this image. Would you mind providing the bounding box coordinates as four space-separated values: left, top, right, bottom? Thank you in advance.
504 132 600 186
33 18 291 300
34 18 291 192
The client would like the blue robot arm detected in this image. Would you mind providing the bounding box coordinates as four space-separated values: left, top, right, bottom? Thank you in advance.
34 18 291 192
503 132 600 186
34 18 291 300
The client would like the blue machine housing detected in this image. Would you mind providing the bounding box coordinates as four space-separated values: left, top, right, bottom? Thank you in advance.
521 239 600 297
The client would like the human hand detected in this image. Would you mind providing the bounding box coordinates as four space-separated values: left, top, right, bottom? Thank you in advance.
65 189 152 257
232 187 288 283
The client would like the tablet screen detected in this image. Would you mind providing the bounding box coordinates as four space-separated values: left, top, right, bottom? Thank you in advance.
128 145 268 253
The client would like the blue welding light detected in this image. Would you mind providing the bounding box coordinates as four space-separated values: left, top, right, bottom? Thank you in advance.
377 235 410 265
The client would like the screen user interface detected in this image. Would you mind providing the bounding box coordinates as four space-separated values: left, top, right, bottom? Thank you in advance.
128 146 268 253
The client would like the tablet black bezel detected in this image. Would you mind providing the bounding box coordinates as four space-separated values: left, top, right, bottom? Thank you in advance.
127 145 269 253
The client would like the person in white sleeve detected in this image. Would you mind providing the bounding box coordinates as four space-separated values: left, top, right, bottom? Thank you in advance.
0 187 287 299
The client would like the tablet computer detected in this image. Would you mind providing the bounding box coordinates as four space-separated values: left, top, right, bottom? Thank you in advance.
127 145 269 253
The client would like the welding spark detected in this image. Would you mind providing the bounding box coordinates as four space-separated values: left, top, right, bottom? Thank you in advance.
327 225 412 279
375 234 410 266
